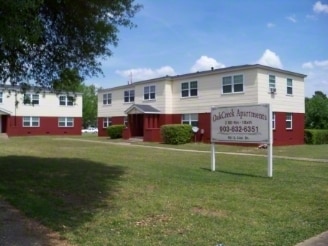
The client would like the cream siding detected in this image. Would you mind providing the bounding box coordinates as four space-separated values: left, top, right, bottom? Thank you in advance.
170 70 259 114
257 69 305 113
0 90 82 117
98 65 306 117
98 78 173 116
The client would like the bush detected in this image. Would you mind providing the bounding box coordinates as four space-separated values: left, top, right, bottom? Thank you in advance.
161 124 193 144
107 125 125 139
305 129 328 144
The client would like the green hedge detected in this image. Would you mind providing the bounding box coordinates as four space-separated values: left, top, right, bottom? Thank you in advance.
305 129 328 144
160 124 193 145
107 125 125 139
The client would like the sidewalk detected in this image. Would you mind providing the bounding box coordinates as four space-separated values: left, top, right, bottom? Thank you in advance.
0 200 71 246
295 231 328 246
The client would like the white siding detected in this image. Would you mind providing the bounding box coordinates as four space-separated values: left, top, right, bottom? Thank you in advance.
0 90 82 117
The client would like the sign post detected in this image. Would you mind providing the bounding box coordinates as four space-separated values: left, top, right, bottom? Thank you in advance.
210 104 273 177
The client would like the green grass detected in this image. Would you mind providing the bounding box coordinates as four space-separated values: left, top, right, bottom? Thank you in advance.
0 136 327 246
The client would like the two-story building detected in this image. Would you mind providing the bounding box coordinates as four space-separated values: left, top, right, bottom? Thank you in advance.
97 64 306 145
0 85 82 136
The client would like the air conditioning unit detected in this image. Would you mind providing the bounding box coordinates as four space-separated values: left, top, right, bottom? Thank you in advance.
270 87 276 94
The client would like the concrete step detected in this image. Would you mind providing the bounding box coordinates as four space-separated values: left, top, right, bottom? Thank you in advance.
0 133 9 139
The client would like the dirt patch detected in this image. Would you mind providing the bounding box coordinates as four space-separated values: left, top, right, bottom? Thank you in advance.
0 199 72 246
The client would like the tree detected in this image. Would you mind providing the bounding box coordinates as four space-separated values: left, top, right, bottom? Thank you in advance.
305 91 328 129
0 0 142 88
78 84 98 128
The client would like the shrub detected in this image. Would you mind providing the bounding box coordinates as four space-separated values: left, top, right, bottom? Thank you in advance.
107 125 125 139
161 124 193 144
305 129 328 144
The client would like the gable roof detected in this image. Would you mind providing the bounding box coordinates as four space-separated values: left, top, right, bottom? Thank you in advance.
124 104 160 114
0 107 12 115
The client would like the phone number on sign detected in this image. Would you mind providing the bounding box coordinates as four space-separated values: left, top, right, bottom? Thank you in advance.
219 125 259 133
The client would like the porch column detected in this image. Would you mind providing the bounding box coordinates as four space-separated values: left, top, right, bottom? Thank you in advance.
154 115 158 128
144 114 149 129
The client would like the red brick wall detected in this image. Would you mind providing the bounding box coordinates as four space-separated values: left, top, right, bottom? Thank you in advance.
273 112 304 145
98 116 125 137
6 116 82 136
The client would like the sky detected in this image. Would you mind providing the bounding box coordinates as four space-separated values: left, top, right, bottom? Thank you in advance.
85 0 328 97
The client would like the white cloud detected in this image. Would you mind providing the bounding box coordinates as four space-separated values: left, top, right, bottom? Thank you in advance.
257 49 283 69
116 66 176 82
267 22 275 28
302 59 328 69
302 62 314 69
190 56 225 72
306 14 318 20
302 59 328 97
313 1 328 13
286 15 297 23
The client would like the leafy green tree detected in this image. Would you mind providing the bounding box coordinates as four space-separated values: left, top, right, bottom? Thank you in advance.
305 91 328 129
78 84 98 128
0 0 142 88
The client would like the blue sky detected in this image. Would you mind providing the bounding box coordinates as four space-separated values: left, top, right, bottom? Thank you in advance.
85 0 328 97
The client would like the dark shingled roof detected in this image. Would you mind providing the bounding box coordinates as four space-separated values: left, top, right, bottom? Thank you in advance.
125 104 160 114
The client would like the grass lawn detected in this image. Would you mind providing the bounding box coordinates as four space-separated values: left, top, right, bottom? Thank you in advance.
0 136 327 246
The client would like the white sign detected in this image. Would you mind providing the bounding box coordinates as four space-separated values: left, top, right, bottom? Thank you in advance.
210 104 273 177
211 104 270 143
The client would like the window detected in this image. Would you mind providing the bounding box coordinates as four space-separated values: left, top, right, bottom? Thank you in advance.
59 95 74 106
286 113 292 129
58 117 74 127
23 93 39 105
222 75 243 94
124 90 134 103
144 85 156 100
272 112 276 130
103 93 112 105
181 81 198 97
0 91 2 103
124 116 128 127
287 78 293 95
23 116 40 127
269 75 276 89
182 114 198 127
103 117 112 128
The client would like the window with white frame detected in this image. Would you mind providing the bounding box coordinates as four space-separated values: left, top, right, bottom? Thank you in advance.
269 75 276 89
0 91 2 103
59 95 74 106
23 116 40 127
272 112 276 130
287 78 293 95
181 114 198 127
58 117 74 127
23 93 39 105
222 75 244 94
124 90 134 103
103 117 112 128
286 113 292 129
144 85 156 100
103 93 112 105
181 81 198 97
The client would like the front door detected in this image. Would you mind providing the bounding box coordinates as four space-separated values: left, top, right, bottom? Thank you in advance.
129 114 144 137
